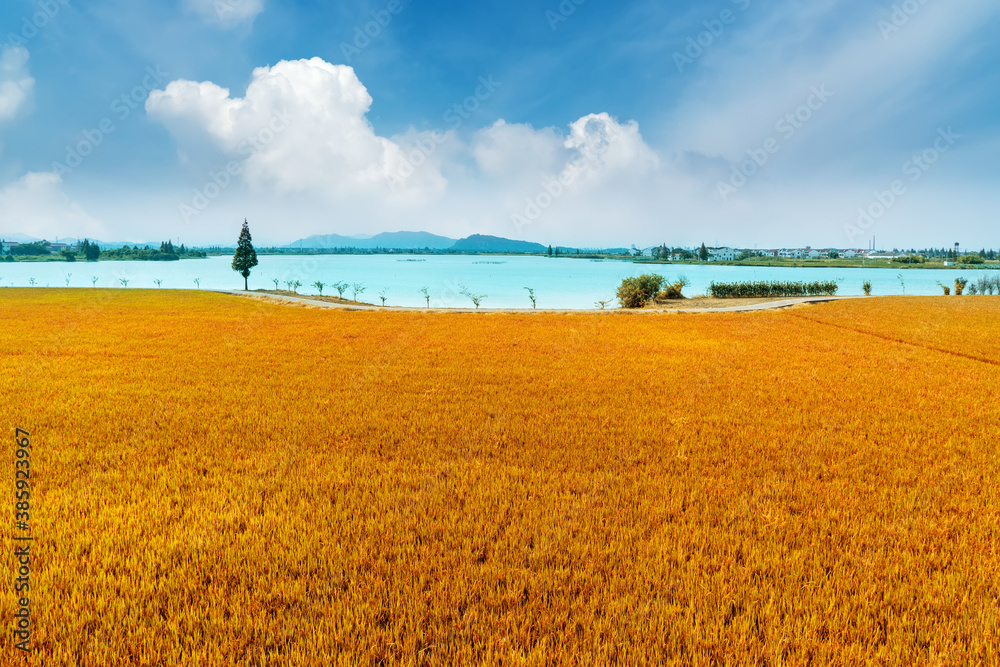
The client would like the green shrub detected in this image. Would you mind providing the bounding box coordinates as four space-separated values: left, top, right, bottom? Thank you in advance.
617 274 664 308
658 277 688 300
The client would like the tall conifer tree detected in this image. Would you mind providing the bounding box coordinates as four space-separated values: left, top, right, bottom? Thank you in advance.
232 219 259 291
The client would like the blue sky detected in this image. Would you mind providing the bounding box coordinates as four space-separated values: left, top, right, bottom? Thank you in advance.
1 0 998 247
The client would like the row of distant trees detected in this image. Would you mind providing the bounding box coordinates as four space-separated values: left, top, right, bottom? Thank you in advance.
544 245 617 257
1 239 207 262
99 241 206 261
2 241 66 257
902 248 998 260
891 253 989 265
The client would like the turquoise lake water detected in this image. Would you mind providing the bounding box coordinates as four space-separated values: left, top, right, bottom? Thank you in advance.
1 255 995 309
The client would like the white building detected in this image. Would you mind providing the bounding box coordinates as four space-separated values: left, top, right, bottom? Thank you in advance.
708 247 737 261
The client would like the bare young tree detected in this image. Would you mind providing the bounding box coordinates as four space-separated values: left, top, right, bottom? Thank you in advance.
524 287 536 309
378 288 388 306
313 281 325 295
419 286 430 307
351 283 366 301
333 281 349 298
459 285 487 310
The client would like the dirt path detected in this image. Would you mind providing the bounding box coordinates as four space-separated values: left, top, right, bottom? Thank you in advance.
214 290 868 313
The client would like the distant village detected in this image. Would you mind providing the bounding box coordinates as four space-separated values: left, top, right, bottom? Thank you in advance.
640 246 878 261
634 242 994 263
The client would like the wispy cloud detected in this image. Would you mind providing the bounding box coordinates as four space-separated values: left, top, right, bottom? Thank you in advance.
666 0 1000 166
183 0 266 28
0 171 105 239
0 46 34 123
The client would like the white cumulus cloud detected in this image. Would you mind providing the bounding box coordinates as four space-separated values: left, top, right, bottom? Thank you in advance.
144 57 674 245
184 0 265 28
562 113 660 182
467 113 665 243
474 113 659 188
146 57 445 203
0 46 34 123
473 120 567 182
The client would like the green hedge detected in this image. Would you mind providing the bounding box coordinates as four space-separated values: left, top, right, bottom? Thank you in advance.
708 280 839 298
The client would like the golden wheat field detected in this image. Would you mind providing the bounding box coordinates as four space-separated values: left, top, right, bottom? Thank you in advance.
2 289 999 666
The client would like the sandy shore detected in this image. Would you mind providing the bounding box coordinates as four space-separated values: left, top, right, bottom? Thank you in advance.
650 296 805 310
223 289 865 313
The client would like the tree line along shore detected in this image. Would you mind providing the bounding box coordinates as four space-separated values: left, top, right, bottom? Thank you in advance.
3 236 997 271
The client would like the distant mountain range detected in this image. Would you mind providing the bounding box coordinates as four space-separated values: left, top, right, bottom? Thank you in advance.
286 231 456 250
0 233 160 249
451 234 547 253
2 230 617 254
0 232 44 243
285 231 548 253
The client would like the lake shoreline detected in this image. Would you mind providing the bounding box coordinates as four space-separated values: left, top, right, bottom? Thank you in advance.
3 255 998 305
7 251 996 272
225 289 873 313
